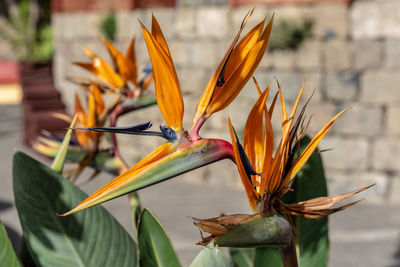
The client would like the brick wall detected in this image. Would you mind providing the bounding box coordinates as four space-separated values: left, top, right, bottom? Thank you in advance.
52 0 400 203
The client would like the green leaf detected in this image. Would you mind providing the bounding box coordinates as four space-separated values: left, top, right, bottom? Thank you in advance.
13 151 138 267
51 115 77 173
0 222 21 267
254 247 282 267
190 243 233 267
229 247 254 267
122 95 158 111
138 209 180 267
281 135 329 267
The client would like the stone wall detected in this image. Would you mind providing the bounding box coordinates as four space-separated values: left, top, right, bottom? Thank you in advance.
52 0 400 203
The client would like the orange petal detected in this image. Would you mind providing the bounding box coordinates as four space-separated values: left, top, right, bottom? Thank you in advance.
129 142 174 172
228 118 259 211
141 74 153 90
102 37 134 85
223 18 266 79
206 16 273 115
125 35 138 86
87 87 96 128
151 14 172 58
281 109 348 189
194 9 255 122
243 85 270 189
82 47 125 88
90 84 105 117
141 18 184 131
67 76 118 93
74 94 87 125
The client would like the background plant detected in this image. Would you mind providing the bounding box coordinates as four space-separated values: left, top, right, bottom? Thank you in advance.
0 0 53 61
100 10 117 42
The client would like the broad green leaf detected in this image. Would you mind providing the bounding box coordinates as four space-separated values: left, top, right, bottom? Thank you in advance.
13 151 138 267
0 222 21 267
51 115 77 173
190 243 233 267
282 135 329 267
229 247 254 267
138 209 180 267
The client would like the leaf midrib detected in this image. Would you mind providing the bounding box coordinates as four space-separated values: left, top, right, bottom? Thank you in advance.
29 170 87 267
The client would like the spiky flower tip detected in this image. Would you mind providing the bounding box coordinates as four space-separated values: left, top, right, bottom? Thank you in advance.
193 78 373 249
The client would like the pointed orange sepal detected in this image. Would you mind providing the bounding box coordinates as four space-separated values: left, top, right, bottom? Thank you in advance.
141 17 184 131
228 118 259 211
194 13 274 123
125 35 138 86
102 37 136 85
281 109 348 191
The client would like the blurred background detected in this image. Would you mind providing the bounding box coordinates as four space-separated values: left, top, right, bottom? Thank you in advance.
0 0 400 266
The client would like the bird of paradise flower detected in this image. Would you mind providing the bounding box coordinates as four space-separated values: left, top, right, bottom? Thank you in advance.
33 85 125 181
192 79 373 265
71 35 153 97
60 10 274 216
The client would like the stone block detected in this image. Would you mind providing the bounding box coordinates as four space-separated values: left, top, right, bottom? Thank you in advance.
171 41 192 68
249 70 302 102
352 1 400 39
373 138 400 172
268 50 295 70
387 106 400 136
175 8 196 39
294 40 321 70
52 13 65 42
116 10 142 40
360 70 400 104
353 40 382 70
320 137 369 171
304 101 337 136
63 12 86 39
84 12 106 39
388 176 400 203
191 41 218 68
384 39 400 69
322 40 351 71
300 72 323 101
231 6 271 37
314 3 348 39
151 8 175 39
334 104 382 137
176 68 208 94
326 72 359 102
196 7 229 40
203 159 240 189
325 171 389 202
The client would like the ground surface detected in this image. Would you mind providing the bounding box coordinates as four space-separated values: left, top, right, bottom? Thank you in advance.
1 104 399 266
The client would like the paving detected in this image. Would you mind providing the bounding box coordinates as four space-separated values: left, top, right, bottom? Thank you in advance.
1 104 400 266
